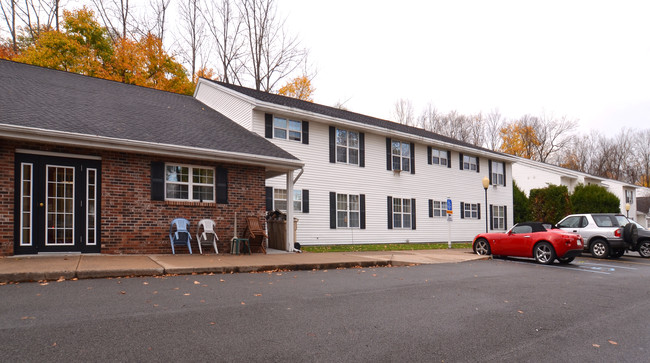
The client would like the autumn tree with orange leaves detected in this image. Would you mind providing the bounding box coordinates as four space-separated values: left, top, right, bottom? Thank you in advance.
278 75 314 101
499 119 540 159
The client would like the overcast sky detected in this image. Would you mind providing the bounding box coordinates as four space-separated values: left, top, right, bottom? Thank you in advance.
277 0 650 134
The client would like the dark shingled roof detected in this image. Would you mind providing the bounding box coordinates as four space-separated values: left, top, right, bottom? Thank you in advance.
0 60 298 161
209 80 504 156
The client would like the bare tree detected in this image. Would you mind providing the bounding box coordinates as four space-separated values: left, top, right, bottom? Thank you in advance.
239 0 305 91
142 0 171 42
202 0 243 84
11 0 60 41
634 129 650 187
533 113 578 163
91 0 134 40
177 0 205 80
417 103 439 131
0 0 17 51
392 98 414 126
484 108 504 151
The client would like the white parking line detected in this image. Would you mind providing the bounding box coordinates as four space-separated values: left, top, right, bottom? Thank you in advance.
503 259 611 274
577 261 638 270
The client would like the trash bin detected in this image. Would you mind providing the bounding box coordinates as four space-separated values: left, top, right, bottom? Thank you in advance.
266 211 298 250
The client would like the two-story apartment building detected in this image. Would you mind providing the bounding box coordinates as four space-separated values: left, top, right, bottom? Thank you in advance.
195 80 516 246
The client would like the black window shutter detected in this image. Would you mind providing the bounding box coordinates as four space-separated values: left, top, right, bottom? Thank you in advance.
216 167 228 204
477 203 481 220
490 204 494 230
329 192 336 229
428 199 433 218
329 126 336 163
503 162 507 186
302 121 309 144
302 189 309 213
447 150 451 168
476 156 480 173
151 161 165 201
460 202 465 219
387 196 393 229
411 198 416 230
265 113 273 138
359 132 365 167
265 187 274 211
459 153 464 170
410 143 415 174
504 206 508 229
488 160 493 184
386 138 392 170
427 146 432 165
360 194 366 229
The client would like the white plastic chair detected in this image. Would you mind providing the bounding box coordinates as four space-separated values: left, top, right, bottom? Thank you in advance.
196 219 219 254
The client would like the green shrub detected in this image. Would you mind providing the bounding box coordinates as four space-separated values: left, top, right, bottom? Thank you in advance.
513 180 532 223
529 184 571 224
571 184 620 213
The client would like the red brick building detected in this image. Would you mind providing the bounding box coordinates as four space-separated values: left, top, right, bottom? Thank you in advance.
0 60 302 256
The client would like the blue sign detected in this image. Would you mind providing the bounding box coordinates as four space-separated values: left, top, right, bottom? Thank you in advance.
446 199 452 213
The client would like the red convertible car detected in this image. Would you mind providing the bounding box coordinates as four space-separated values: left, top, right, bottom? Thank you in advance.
472 222 584 264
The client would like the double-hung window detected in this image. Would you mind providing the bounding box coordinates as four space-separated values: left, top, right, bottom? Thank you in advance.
391 140 411 172
273 188 302 212
431 149 448 166
336 194 360 228
431 200 446 217
463 155 478 171
393 198 412 229
463 202 479 219
491 161 504 185
492 205 506 230
336 129 360 165
625 190 634 204
273 117 302 142
165 164 214 202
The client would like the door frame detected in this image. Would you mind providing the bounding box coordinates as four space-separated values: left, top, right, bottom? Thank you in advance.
14 151 102 255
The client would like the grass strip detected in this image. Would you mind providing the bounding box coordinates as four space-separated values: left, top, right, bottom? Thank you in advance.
301 242 472 253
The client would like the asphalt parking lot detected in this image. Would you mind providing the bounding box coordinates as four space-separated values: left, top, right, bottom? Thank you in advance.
494 251 650 276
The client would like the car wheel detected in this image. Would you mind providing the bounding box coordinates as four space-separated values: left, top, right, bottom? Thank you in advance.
557 256 575 264
590 239 609 259
610 248 625 259
473 238 491 256
638 241 650 258
534 242 556 265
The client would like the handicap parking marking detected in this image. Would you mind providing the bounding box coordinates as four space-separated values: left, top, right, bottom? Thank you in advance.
576 261 638 270
501 259 612 274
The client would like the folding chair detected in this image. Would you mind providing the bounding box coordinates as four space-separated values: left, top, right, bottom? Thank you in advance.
196 219 219 254
169 218 192 254
244 216 268 254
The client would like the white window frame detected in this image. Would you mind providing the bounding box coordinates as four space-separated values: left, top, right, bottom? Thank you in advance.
336 193 360 228
491 161 504 186
625 190 634 204
431 149 448 167
493 205 506 230
86 168 97 246
20 163 33 246
274 188 302 212
273 116 302 142
391 140 411 172
336 128 360 165
165 163 215 202
464 202 479 219
463 155 478 171
393 198 412 229
432 200 446 217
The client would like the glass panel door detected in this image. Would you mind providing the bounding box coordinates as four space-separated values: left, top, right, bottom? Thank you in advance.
46 165 75 246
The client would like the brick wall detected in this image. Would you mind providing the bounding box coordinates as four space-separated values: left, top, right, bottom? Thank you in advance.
0 139 268 255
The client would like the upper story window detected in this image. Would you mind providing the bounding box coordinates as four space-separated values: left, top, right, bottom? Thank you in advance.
391 140 411 172
273 117 302 142
625 190 634 204
491 161 505 186
463 155 478 171
165 164 214 202
431 148 448 166
336 129 360 164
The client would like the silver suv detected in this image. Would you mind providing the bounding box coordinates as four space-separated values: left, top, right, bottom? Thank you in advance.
556 214 629 258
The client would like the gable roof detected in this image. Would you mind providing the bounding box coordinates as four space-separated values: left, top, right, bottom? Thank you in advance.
204 79 511 161
0 60 301 171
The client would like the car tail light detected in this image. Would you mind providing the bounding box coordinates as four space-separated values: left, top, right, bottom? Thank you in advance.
614 228 621 238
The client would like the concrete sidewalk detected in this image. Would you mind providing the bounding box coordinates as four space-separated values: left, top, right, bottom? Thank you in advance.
0 249 486 283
